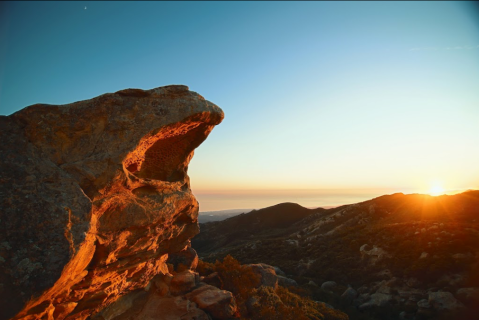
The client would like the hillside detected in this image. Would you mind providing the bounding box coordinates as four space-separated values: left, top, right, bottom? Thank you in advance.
194 203 326 254
192 191 479 319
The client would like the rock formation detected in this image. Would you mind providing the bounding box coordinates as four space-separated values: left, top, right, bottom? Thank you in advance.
0 85 224 320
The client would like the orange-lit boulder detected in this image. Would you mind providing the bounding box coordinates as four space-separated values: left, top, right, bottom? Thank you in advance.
167 245 199 272
0 85 223 320
170 270 199 296
186 284 238 319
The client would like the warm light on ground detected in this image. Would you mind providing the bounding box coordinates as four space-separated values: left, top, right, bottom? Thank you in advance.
429 182 445 196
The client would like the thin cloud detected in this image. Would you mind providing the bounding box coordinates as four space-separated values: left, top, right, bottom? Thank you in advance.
409 45 479 51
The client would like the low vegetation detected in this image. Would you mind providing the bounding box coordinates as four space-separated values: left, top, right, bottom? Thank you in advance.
197 255 348 320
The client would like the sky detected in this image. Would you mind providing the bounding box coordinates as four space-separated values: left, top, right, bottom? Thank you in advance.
1 1 479 211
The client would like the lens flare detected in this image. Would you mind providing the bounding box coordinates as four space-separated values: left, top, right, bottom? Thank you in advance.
429 182 445 196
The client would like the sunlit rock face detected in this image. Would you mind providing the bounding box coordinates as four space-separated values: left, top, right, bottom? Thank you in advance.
0 85 223 320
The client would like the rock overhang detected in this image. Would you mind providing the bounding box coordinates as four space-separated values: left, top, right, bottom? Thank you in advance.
0 85 223 320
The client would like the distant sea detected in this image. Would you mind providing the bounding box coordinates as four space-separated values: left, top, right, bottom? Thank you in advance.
192 188 412 212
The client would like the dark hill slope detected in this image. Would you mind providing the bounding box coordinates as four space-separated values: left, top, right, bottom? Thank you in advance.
193 202 324 254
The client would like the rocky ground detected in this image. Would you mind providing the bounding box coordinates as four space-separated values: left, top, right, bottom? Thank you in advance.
92 247 238 320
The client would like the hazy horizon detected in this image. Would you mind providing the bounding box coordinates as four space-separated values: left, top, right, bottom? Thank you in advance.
195 189 381 212
194 187 475 212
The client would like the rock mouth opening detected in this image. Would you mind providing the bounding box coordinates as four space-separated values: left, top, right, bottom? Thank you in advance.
124 121 212 183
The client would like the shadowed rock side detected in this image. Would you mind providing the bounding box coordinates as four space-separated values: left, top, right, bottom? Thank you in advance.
0 85 224 320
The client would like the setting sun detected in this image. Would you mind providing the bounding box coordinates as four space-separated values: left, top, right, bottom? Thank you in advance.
429 182 445 196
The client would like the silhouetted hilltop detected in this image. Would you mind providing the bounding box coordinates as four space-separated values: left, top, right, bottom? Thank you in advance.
194 202 325 254
229 202 323 229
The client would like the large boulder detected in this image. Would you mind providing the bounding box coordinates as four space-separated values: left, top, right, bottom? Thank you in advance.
186 284 238 319
341 287 358 305
359 244 390 265
436 274 464 287
456 287 479 305
273 266 286 276
95 291 210 320
203 272 223 289
277 275 298 288
167 246 199 272
170 270 199 296
359 293 393 310
428 291 464 311
249 264 278 289
0 85 224 320
321 281 337 293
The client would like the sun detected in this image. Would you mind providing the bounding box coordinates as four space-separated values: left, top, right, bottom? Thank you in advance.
428 182 445 196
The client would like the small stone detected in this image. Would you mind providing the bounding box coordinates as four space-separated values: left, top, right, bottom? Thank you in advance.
321 281 337 292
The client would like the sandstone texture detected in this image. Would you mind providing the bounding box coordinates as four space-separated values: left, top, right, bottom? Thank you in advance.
186 284 237 319
0 85 224 320
92 272 238 320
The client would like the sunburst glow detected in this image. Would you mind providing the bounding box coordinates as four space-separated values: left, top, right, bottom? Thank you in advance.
429 182 445 196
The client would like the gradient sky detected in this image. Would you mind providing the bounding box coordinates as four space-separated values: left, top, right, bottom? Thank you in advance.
1 2 479 211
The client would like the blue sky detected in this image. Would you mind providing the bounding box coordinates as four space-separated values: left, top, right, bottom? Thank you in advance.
1 2 478 210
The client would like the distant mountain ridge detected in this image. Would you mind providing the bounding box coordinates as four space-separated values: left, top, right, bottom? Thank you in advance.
198 204 338 223
198 208 253 223
194 202 326 254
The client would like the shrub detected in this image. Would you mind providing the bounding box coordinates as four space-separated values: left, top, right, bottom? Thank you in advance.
214 255 261 316
250 286 348 320
198 255 348 320
196 259 215 277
